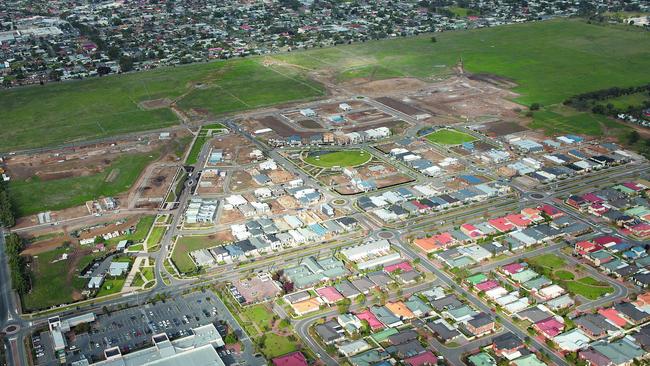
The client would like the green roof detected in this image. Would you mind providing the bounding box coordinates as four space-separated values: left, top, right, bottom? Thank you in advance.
404 296 432 314
468 352 496 366
613 185 635 195
370 328 398 343
466 273 487 285
511 269 539 283
512 354 546 366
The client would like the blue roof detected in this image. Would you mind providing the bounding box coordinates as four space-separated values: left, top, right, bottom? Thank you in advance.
459 175 482 185
462 142 475 150
308 223 328 236
568 149 586 158
566 134 584 142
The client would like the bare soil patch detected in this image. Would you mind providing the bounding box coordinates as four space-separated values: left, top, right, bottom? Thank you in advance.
139 98 172 110
343 77 429 96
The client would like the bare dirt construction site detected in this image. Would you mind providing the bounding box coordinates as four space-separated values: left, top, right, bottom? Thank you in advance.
5 129 189 182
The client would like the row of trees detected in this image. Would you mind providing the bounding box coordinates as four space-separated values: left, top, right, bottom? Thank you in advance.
5 233 30 294
0 181 14 228
564 84 650 115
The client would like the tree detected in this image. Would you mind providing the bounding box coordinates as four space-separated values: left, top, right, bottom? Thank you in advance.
0 183 15 227
431 36 437 43
119 56 134 72
107 46 122 60
530 103 541 110
628 131 641 145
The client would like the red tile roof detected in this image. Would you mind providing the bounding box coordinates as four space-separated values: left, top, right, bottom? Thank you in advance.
272 351 309 366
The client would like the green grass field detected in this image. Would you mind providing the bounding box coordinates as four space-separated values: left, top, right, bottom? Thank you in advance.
107 215 155 248
554 270 575 281
260 333 297 359
278 19 650 106
563 277 613 300
146 227 166 247
243 304 273 330
22 247 92 310
97 278 127 297
2 20 647 153
171 235 218 273
303 150 371 168
597 92 650 109
425 129 477 145
9 151 160 216
527 254 567 270
529 105 632 138
0 60 324 152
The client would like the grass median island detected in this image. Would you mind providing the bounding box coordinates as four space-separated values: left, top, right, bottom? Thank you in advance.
425 129 477 145
9 151 160 216
304 150 371 168
146 226 166 248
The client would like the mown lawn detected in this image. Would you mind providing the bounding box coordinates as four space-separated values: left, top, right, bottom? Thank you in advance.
97 278 127 297
171 235 219 273
425 129 477 145
9 152 160 216
146 227 166 247
527 253 566 270
304 150 371 168
243 304 274 330
260 333 297 359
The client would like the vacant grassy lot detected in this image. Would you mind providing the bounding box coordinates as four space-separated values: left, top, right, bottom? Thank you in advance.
9 151 159 216
97 277 127 297
425 129 477 145
0 60 323 152
171 235 218 274
304 150 371 168
22 247 91 310
279 19 650 106
2 20 648 152
527 254 566 270
554 270 575 281
529 105 632 138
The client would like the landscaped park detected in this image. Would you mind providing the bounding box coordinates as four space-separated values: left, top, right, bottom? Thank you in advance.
526 254 614 300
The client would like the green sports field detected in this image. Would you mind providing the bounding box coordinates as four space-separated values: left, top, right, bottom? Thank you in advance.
303 150 371 168
425 129 477 145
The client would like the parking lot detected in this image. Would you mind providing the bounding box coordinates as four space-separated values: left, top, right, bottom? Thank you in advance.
31 290 264 366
